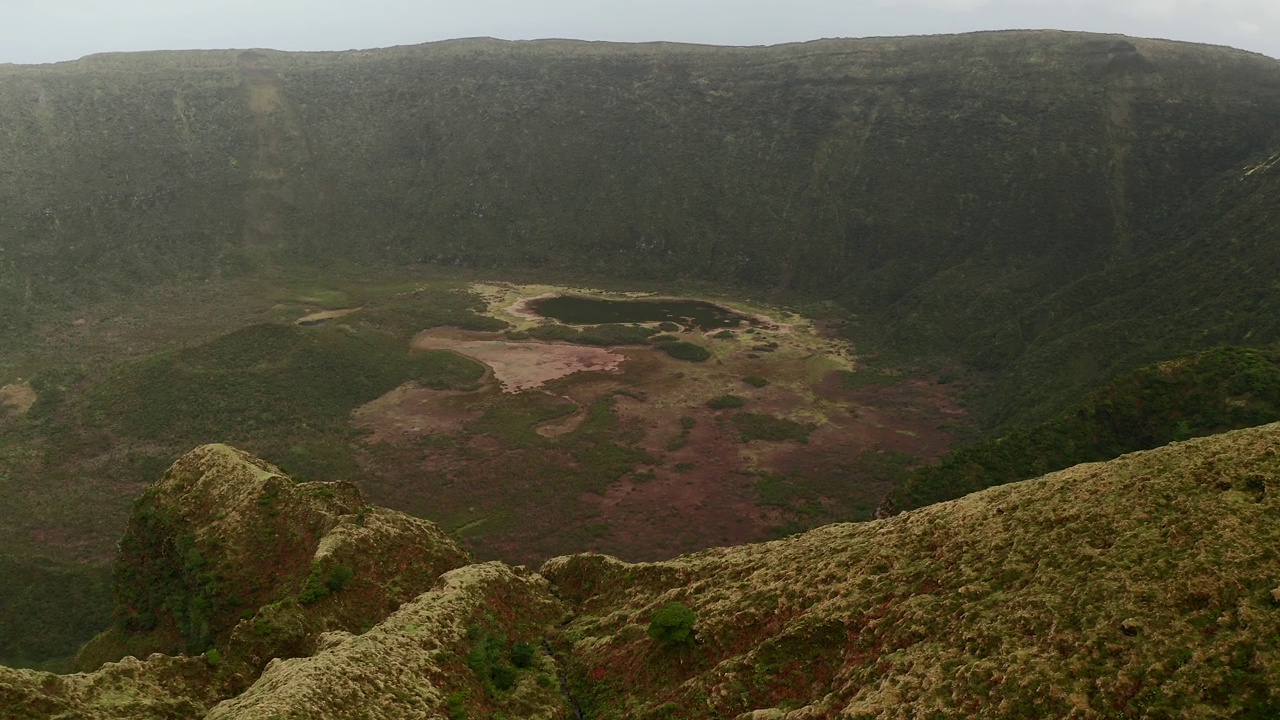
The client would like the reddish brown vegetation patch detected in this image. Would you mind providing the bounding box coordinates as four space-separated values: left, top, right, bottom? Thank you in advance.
353 331 974 567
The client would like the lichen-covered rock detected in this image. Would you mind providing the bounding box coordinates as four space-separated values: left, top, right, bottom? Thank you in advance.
1 654 222 720
545 423 1280 719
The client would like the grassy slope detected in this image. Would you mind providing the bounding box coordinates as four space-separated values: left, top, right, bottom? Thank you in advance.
545 422 1280 718
3 33 1280 404
890 345 1280 511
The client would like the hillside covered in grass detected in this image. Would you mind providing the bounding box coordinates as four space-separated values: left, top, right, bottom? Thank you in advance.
5 423 1280 717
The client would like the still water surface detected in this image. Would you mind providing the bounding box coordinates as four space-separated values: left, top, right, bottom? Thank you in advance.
528 296 753 329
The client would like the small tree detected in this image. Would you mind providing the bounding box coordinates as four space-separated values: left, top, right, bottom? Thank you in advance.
647 601 697 647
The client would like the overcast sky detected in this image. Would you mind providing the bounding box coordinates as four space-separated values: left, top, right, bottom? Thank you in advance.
2 0 1278 65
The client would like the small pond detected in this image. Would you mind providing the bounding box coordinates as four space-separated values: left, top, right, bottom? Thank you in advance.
529 295 755 329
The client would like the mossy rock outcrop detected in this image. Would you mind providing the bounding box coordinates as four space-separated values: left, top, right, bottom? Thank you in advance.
77 444 472 677
205 562 569 720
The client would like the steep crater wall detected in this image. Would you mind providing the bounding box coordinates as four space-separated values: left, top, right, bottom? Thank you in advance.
3 32 1280 359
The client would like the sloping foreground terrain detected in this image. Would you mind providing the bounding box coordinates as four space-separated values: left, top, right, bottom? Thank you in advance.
6 423 1280 717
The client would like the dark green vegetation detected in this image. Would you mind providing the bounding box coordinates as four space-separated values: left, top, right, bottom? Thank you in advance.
646 602 697 648
465 626 529 693
71 289 490 482
0 558 110 672
655 341 711 362
89 323 483 472
704 394 745 410
528 296 752 329
836 369 898 390
891 345 1280 511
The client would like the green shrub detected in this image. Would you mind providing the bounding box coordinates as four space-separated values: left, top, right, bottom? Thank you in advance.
713 330 736 339
658 322 682 332
446 691 468 720
658 341 711 362
510 641 536 668
491 665 519 691
743 375 769 388
706 395 746 410
298 562 353 605
647 601 697 647
465 626 526 694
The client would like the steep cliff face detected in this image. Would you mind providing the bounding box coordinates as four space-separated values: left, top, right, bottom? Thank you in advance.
3 32 1280 360
8 424 1280 717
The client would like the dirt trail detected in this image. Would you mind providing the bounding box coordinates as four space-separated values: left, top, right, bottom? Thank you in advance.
294 308 360 325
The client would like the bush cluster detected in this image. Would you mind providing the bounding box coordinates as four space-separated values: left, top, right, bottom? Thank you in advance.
706 394 746 410
658 341 712 362
647 601 697 647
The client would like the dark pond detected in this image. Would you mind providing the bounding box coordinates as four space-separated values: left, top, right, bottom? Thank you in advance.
529 295 755 329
